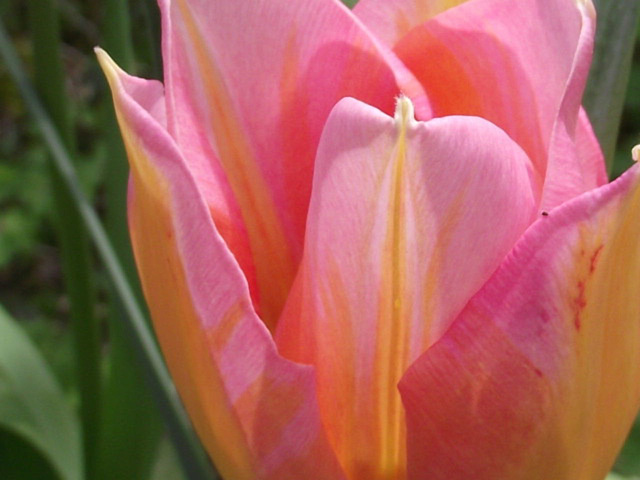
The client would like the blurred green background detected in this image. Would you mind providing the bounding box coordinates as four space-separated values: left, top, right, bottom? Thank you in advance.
0 0 639 479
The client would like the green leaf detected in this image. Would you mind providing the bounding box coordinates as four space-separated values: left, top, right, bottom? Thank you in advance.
0 429 60 480
583 0 640 174
614 415 640 475
0 305 83 480
27 0 101 473
150 437 187 480
97 1 165 478
608 474 640 480
97 323 163 480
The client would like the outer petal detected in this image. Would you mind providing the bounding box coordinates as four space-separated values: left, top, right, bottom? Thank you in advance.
160 0 428 329
97 50 346 480
399 161 640 480
391 0 603 204
575 108 608 190
276 97 537 479
540 0 607 209
353 0 467 46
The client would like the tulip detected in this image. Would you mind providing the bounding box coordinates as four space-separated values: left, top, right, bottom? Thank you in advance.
97 0 640 478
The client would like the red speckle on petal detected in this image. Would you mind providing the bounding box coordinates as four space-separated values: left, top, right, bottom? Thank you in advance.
589 244 604 274
572 244 604 331
573 281 587 330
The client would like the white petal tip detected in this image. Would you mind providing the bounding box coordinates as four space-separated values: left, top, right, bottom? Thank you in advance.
94 47 122 84
394 95 415 127
576 0 595 16
632 145 640 163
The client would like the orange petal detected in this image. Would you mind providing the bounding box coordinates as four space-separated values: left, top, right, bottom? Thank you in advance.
97 49 346 480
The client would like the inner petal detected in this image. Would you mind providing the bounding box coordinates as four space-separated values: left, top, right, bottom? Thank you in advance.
276 97 537 479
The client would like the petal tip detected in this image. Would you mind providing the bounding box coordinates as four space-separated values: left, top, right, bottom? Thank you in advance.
633 144 640 163
576 0 596 18
94 47 122 87
394 94 416 128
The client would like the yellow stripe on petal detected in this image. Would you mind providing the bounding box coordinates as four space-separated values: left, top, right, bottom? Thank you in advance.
374 96 413 477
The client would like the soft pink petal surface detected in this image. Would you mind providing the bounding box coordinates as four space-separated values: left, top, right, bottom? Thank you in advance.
276 97 537 479
160 0 429 328
400 163 640 480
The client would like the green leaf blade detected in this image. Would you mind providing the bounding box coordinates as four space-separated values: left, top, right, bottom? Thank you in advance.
0 305 83 480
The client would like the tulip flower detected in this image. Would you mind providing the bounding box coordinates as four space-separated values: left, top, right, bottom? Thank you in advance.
97 0 640 478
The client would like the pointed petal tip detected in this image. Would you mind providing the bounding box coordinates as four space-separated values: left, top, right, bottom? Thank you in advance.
94 46 112 70
94 47 123 87
576 0 596 17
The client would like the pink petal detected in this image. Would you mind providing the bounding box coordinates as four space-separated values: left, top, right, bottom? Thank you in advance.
97 49 346 480
400 163 640 480
390 0 603 204
160 0 427 328
276 96 537 479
